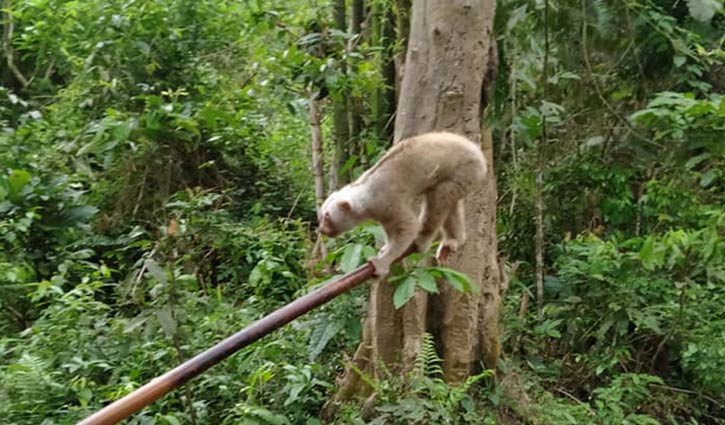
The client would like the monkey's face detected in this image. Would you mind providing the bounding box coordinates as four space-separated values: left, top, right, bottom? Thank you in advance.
318 197 356 237
318 210 341 237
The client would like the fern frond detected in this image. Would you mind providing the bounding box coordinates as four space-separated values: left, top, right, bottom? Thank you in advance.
413 333 443 377
590 0 614 38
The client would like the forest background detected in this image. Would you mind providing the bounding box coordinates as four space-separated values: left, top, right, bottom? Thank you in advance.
1 0 724 423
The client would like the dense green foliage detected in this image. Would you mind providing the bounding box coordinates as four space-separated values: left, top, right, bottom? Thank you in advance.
493 0 725 421
1 0 723 424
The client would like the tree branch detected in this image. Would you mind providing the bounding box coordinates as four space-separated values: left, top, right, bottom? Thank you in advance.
2 1 30 87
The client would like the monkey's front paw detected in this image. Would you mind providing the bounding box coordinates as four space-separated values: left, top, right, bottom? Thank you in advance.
370 257 391 277
436 239 459 264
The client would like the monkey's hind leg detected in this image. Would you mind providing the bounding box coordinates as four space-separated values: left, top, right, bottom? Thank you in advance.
371 208 420 277
437 199 466 262
415 182 462 255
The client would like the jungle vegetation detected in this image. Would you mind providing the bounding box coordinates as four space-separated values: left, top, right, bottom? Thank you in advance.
1 0 723 423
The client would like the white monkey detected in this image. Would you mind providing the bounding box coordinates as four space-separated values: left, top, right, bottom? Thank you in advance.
318 131 487 276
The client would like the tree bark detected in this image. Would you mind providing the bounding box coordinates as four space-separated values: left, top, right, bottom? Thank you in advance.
310 92 325 213
393 0 411 103
310 92 328 263
537 0 551 317
372 0 397 141
331 0 350 191
348 0 364 166
335 0 500 402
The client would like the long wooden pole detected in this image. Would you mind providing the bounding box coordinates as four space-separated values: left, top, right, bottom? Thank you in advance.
79 262 376 425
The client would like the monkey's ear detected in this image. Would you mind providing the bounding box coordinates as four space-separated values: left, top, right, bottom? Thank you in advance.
338 200 352 211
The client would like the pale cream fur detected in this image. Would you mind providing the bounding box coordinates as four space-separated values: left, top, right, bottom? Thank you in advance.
318 131 487 276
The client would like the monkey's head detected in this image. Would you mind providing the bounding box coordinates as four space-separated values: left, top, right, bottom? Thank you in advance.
318 192 357 237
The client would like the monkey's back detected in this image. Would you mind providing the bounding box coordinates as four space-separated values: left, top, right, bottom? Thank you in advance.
359 131 487 198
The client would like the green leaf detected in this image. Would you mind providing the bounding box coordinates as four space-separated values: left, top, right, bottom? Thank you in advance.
393 277 417 309
673 55 686 67
244 407 290 424
162 415 182 425
284 383 305 406
308 320 342 361
700 169 717 187
157 307 177 337
441 268 478 294
7 169 31 198
123 314 149 333
362 245 377 260
58 205 99 225
415 270 439 293
506 5 529 33
639 237 656 270
249 264 264 286
145 259 168 284
686 0 722 22
685 153 711 169
340 243 363 273
77 387 93 407
340 155 357 175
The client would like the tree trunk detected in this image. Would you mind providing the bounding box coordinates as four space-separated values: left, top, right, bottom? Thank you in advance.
335 0 500 402
330 0 350 191
393 0 411 103
309 92 328 263
348 0 364 166
537 0 550 317
371 0 396 141
310 92 325 214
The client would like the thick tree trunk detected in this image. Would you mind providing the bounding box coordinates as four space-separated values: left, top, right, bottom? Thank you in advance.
371 0 397 141
348 0 363 160
309 93 328 263
335 0 500 403
536 0 551 318
310 92 325 214
393 0 411 103
330 0 350 191
396 0 500 383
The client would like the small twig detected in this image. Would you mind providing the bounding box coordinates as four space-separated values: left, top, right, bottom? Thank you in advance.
131 247 158 297
43 59 55 81
132 163 150 218
649 384 725 409
508 40 519 217
650 332 671 371
167 247 198 425
518 291 529 320
4 304 28 328
286 192 303 221
2 0 30 87
499 257 519 297
554 387 585 404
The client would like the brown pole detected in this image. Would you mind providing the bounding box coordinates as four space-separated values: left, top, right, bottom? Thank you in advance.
78 262 376 425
